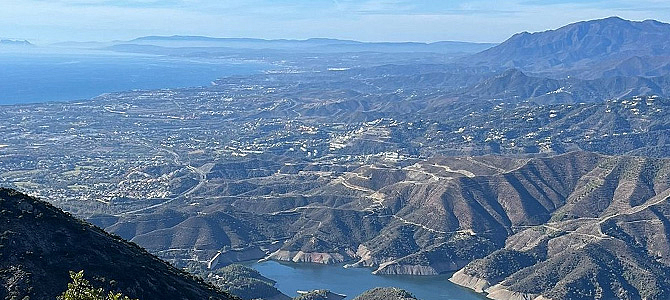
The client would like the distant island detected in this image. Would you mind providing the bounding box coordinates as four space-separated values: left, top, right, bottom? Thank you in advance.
0 39 33 46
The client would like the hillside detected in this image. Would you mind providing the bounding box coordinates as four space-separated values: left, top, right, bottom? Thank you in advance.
352 288 419 300
0 188 235 300
459 69 670 104
89 151 670 300
450 155 670 299
189 264 290 300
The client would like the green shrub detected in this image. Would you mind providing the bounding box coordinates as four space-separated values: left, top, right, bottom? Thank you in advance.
57 271 137 300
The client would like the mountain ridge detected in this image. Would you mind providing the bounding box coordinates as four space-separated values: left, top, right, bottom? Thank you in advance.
131 35 495 47
465 16 670 79
108 35 498 55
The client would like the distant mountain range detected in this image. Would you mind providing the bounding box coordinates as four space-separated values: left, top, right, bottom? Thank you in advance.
465 17 670 79
0 39 33 47
126 35 497 54
432 17 670 103
121 16 670 80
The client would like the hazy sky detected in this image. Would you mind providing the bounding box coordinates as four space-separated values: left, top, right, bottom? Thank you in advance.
2 0 670 44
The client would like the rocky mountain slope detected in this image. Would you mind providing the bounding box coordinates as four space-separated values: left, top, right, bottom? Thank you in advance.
460 69 670 104
452 17 670 103
91 151 670 300
450 155 670 299
0 188 235 300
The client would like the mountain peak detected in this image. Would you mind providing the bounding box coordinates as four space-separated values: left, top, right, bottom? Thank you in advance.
564 16 659 31
599 15 626 22
466 17 670 78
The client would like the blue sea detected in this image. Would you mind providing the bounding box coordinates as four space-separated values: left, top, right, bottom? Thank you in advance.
0 51 267 105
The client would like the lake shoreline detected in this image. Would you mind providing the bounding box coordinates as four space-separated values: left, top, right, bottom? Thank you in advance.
245 260 489 300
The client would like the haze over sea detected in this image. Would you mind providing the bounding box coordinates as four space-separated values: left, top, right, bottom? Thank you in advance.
0 51 267 105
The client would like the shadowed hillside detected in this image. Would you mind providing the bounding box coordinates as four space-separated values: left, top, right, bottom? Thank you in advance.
0 188 236 300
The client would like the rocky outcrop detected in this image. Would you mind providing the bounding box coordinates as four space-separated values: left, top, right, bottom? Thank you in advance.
486 285 544 300
344 244 392 269
208 246 269 269
372 264 439 275
449 269 553 300
353 287 419 300
295 290 346 300
268 250 349 264
448 269 492 293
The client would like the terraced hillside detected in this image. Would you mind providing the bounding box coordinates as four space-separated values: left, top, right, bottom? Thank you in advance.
84 151 670 300
451 155 670 299
68 152 656 278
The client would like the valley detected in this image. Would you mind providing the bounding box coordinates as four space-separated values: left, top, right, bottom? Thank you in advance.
3 16 670 300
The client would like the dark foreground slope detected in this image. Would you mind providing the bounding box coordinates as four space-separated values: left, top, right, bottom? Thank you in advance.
0 188 235 300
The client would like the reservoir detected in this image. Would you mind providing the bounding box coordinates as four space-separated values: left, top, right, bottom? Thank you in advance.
249 261 487 300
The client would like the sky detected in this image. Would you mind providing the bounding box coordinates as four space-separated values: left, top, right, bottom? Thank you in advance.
2 0 670 44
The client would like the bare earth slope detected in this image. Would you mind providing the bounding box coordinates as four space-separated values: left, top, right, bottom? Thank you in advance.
451 155 670 300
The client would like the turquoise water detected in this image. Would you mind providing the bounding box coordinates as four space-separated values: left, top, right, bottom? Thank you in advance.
249 261 487 300
0 52 267 105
